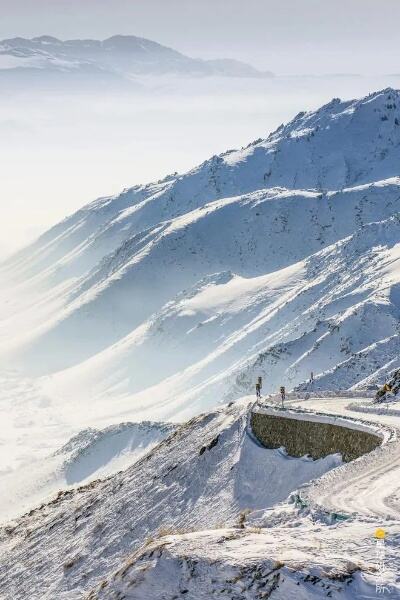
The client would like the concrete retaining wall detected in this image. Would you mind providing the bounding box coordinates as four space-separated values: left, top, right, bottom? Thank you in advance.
250 412 381 462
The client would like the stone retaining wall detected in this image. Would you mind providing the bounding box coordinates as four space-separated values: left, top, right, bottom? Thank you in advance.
251 412 381 462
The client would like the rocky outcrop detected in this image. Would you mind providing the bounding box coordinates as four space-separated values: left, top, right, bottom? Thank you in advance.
376 368 400 402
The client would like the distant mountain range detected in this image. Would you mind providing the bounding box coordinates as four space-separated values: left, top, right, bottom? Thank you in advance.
1 88 400 421
0 35 273 85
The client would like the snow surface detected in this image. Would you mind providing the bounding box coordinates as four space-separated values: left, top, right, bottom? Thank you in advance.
1 396 399 599
88 529 384 599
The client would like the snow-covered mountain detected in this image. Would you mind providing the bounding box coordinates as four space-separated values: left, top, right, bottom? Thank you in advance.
0 35 271 85
1 88 400 423
2 86 400 597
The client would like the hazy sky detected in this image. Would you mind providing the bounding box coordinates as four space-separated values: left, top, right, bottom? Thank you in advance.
1 0 400 74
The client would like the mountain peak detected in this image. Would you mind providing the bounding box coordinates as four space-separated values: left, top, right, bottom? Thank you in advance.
279 87 400 134
216 87 400 192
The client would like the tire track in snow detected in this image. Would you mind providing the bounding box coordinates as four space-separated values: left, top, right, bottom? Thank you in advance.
265 396 400 520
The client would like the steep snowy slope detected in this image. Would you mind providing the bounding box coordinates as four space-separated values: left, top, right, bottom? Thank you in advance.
2 180 400 376
230 215 400 398
0 400 344 599
31 213 398 423
2 397 400 599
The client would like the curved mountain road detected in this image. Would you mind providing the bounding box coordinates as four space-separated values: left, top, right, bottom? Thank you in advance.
281 397 400 521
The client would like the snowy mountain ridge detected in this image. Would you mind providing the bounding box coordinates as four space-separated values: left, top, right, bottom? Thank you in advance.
0 35 272 82
6 88 400 284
